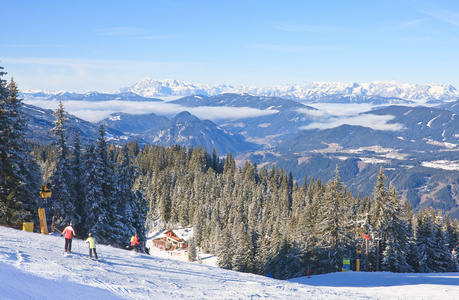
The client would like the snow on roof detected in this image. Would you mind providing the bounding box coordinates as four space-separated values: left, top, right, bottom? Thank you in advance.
149 227 194 242
172 227 194 242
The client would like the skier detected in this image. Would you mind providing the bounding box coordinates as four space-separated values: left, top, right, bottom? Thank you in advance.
61 223 76 252
84 233 98 261
130 234 140 252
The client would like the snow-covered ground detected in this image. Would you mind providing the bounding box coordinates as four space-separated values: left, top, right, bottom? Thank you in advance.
2 226 459 299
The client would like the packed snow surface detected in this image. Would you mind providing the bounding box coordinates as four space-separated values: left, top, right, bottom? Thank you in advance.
1 226 459 299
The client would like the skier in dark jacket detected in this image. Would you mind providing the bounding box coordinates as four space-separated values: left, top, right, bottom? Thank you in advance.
61 223 76 252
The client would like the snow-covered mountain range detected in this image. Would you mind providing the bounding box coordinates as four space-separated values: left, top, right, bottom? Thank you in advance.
119 77 459 102
23 78 459 103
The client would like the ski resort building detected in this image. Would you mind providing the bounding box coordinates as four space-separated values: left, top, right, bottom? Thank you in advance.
150 227 194 251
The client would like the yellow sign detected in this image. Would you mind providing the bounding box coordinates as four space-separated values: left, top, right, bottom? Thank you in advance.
22 222 34 232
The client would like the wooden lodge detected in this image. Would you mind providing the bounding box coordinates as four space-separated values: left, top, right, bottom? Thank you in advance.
151 227 194 251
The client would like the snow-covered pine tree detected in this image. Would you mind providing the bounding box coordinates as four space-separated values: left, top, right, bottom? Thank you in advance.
416 209 437 273
216 227 233 270
381 186 413 273
93 125 117 244
49 101 77 229
403 202 419 272
370 167 402 271
83 144 109 243
71 132 86 234
314 167 352 273
117 144 147 244
110 144 135 245
0 66 8 219
444 216 459 254
0 72 40 225
188 237 197 262
450 219 459 265
264 231 292 279
281 241 309 279
231 222 254 273
432 213 457 272
371 167 388 234
8 79 41 223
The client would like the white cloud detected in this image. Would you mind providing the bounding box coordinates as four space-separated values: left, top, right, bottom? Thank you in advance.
302 114 405 131
23 100 277 123
296 107 327 118
305 103 382 116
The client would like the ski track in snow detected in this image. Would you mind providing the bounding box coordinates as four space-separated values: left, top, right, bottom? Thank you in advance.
2 226 459 299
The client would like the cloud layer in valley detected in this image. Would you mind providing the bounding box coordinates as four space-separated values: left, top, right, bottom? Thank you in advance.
298 103 405 131
302 114 405 131
24 99 277 123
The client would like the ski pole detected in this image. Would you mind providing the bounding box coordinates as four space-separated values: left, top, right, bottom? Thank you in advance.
53 234 63 246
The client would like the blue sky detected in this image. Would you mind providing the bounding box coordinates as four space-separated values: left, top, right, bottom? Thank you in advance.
1 0 459 92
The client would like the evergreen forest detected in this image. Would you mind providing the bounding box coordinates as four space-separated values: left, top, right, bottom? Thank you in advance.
2 67 459 280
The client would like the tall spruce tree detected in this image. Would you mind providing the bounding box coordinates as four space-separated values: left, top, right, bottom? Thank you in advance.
314 167 352 273
0 66 8 219
416 210 437 273
217 227 233 270
0 72 40 225
92 125 117 244
432 213 457 272
71 132 86 234
83 144 107 242
381 186 412 273
115 144 140 244
49 102 77 229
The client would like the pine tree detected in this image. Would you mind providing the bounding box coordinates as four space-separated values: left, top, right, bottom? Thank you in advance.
117 144 147 244
232 222 254 273
314 167 352 273
49 102 77 229
83 144 106 241
217 228 233 270
401 202 418 272
0 66 9 219
114 145 136 243
444 216 459 253
432 213 457 272
71 132 86 234
93 126 117 244
416 210 437 273
371 167 389 235
264 232 291 279
282 241 309 279
0 73 40 225
188 237 197 262
381 186 412 273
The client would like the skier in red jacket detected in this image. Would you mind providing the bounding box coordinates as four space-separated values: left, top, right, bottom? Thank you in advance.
61 223 76 252
130 234 140 252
